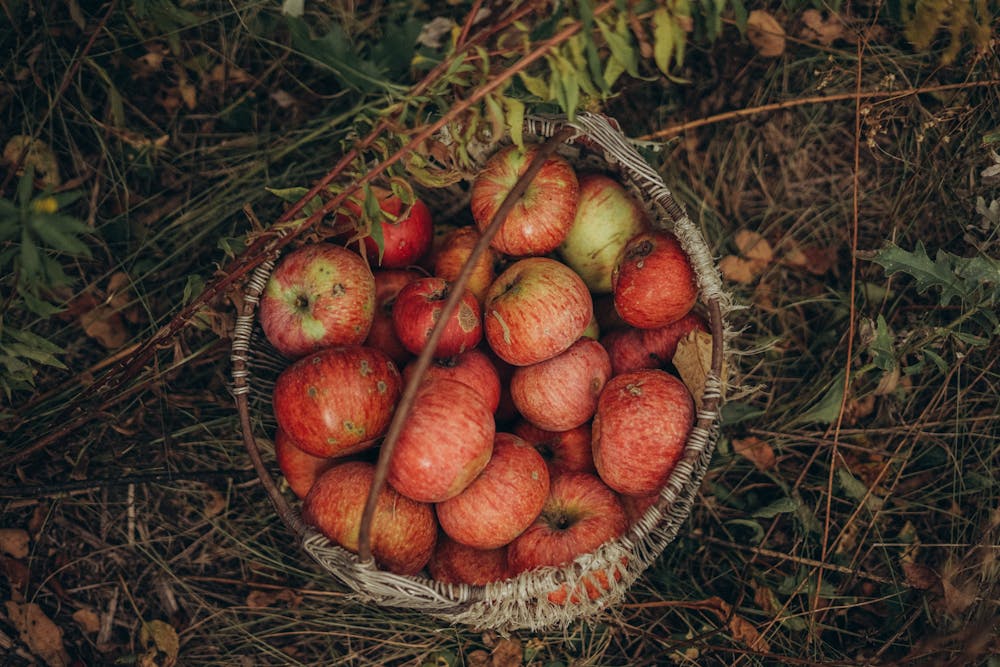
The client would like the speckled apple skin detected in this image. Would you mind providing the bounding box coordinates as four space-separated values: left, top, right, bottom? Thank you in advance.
387 379 495 503
436 433 550 550
392 277 483 359
272 346 401 458
302 461 436 576
510 338 612 432
470 145 579 257
513 421 596 476
612 231 698 329
592 370 695 496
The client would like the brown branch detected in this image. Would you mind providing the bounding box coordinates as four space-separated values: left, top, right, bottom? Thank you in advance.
357 126 577 564
638 79 1000 141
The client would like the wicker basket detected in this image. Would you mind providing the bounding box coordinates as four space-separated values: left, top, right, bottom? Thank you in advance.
231 112 732 631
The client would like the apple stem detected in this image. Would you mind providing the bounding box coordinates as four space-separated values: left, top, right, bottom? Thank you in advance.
357 127 576 564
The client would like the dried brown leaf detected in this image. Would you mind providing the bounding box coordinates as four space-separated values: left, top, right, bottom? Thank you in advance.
699 596 771 652
719 255 761 284
734 230 774 264
0 529 30 558
902 561 940 591
747 11 786 57
467 650 490 667
490 638 523 667
80 304 128 349
2 555 31 600
732 436 777 471
4 601 70 667
245 588 302 609
2 136 61 187
72 608 102 634
674 329 723 410
800 10 844 46
139 620 179 667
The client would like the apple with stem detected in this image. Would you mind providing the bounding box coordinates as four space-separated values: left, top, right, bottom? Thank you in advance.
512 421 596 476
470 144 579 257
302 461 437 576
403 348 501 413
392 276 482 358
613 231 698 329
592 369 695 496
259 243 376 359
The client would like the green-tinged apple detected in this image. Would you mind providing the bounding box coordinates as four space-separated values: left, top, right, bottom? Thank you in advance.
513 421 596 475
388 379 495 503
510 338 612 432
302 461 437 575
274 427 333 499
427 534 509 586
259 243 375 359
272 346 401 458
558 173 649 292
392 277 482 358
612 231 698 329
483 258 592 366
403 348 501 413
436 433 550 550
592 370 695 496
470 144 579 256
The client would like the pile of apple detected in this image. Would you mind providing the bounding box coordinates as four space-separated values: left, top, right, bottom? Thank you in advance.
260 143 707 604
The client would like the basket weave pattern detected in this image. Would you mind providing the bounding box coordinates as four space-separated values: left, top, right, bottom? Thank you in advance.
231 113 732 631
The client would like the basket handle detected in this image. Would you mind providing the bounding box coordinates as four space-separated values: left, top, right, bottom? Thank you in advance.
357 126 577 564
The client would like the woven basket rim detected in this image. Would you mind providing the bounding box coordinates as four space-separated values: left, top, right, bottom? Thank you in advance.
230 112 733 631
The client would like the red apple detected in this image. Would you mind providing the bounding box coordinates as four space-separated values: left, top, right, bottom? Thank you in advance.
432 226 498 304
622 492 660 527
272 346 401 458
512 421 596 476
507 472 627 576
391 276 483 358
601 327 656 376
483 257 592 366
364 269 423 366
592 370 695 496
487 349 520 425
403 348 501 413
640 312 709 363
612 231 698 329
387 379 495 503
339 186 433 269
436 433 550 550
510 338 612 432
274 427 333 499
302 461 437 575
259 243 376 359
427 534 509 586
558 173 649 293
470 144 579 256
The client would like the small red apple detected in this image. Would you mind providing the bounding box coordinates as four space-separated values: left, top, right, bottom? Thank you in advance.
512 421 596 476
558 173 649 293
640 312 709 363
403 348 501 413
510 338 612 432
302 461 437 576
427 534 509 586
274 427 333 499
431 225 498 304
436 433 550 550
272 346 402 458
259 243 376 359
470 144 579 256
483 257 592 366
391 276 483 358
601 327 656 376
364 269 423 366
339 187 433 269
507 472 627 576
387 379 495 503
592 370 695 496
612 231 698 329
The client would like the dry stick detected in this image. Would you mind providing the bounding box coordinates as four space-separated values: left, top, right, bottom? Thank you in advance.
0 0 119 193
357 127 576 564
637 79 1000 141
74 2 610 403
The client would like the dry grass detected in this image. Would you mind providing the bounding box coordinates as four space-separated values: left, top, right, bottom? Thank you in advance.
2 2 998 665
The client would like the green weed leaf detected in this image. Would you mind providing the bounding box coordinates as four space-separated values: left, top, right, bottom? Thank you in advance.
753 496 800 519
868 241 1000 306
793 372 845 425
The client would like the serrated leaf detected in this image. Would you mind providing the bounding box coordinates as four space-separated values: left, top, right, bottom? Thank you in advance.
653 8 675 75
16 286 65 317
286 17 395 93
871 314 896 371
4 343 67 369
753 496 800 518
9 327 65 354
868 241 989 306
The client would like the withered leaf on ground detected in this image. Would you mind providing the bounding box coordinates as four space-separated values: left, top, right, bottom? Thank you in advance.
699 596 771 652
732 436 777 471
902 561 940 591
0 529 30 559
4 601 71 667
720 230 773 283
800 10 844 46
747 11 786 57
245 588 302 609
674 329 724 411
139 619 179 667
72 608 102 634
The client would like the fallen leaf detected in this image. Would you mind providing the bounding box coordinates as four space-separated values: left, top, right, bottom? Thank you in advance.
700 596 771 652
203 488 227 518
418 17 457 49
490 638 522 667
2 136 61 187
205 63 253 87
73 608 102 634
732 436 776 471
245 588 301 609
734 230 774 264
800 10 844 46
903 561 940 591
80 304 128 349
802 246 838 275
673 329 724 410
0 529 30 558
270 90 298 109
139 620 179 667
4 601 71 667
720 230 773 283
746 11 786 57
2 555 31 600
467 650 490 667
719 255 762 284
